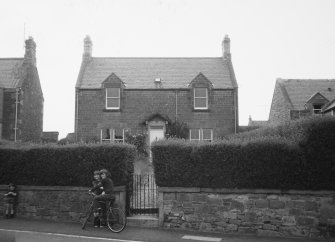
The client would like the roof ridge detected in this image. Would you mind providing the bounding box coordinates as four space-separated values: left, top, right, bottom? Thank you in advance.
90 57 222 59
0 58 24 60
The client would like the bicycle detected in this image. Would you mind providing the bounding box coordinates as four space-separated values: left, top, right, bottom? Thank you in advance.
82 193 127 233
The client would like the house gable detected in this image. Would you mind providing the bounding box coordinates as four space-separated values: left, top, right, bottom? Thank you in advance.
101 72 125 88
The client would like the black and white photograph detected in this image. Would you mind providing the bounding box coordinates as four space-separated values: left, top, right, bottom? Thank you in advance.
0 0 334 241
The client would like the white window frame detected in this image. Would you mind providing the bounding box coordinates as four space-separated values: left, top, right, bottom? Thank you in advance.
202 129 213 142
312 104 322 114
100 128 124 144
189 128 213 141
190 129 201 141
194 88 208 110
106 88 120 110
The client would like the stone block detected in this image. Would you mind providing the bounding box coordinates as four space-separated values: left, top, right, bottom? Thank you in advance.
226 224 238 231
184 214 199 223
297 216 317 226
164 193 176 200
207 197 222 206
267 195 278 200
192 194 207 202
245 211 257 222
305 201 318 211
199 222 213 232
280 226 305 237
177 193 190 202
257 229 282 237
255 199 268 208
282 215 296 226
229 219 242 225
269 200 285 209
231 200 244 211
263 224 277 230
215 221 227 227
223 211 237 219
238 226 256 234
289 208 304 216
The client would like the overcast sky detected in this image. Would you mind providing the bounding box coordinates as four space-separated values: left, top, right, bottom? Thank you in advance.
1 0 335 138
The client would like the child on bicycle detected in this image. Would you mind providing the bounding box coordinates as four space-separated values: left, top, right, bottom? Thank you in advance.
90 170 103 227
4 183 18 218
89 169 115 227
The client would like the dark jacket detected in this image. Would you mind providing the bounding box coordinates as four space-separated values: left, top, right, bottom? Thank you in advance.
91 177 114 194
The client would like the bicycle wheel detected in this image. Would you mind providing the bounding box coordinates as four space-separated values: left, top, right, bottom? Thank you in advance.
82 204 93 230
107 207 126 233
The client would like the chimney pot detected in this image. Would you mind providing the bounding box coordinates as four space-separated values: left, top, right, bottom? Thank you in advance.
24 36 36 66
222 34 231 59
83 35 93 61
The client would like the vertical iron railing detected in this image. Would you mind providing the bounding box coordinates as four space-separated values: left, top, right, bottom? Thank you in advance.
130 174 158 215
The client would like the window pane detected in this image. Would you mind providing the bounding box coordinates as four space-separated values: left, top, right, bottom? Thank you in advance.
114 129 123 140
107 98 119 108
194 88 207 97
194 98 207 108
202 129 212 140
190 129 200 140
107 88 120 97
102 129 111 139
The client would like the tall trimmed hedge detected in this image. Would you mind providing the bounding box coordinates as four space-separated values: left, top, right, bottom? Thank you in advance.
0 144 135 186
152 117 335 190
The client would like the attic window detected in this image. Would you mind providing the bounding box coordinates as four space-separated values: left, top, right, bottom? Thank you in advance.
313 104 322 114
106 88 120 110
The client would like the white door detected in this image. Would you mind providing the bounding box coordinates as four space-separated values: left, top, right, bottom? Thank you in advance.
149 126 164 161
149 126 164 145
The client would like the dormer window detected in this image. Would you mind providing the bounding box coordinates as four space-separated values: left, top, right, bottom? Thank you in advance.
194 87 208 109
313 104 322 114
106 87 120 109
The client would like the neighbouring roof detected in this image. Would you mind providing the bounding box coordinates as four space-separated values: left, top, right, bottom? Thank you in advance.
76 57 237 89
0 58 24 88
322 99 335 113
276 79 335 110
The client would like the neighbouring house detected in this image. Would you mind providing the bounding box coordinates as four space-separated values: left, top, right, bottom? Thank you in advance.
75 35 238 146
42 131 59 143
268 78 335 125
0 37 44 142
238 115 268 133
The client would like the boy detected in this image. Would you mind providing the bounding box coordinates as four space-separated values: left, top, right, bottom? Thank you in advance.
90 169 115 227
90 170 102 227
4 183 18 218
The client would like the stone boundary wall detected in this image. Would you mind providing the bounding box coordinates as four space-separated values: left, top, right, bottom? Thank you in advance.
0 185 126 222
158 187 335 238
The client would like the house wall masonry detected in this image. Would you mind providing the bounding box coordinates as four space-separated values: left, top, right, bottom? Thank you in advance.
158 187 335 238
0 185 126 223
76 88 236 141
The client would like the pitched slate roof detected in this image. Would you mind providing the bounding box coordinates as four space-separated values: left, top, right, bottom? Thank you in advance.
0 58 24 88
276 79 335 110
76 57 237 89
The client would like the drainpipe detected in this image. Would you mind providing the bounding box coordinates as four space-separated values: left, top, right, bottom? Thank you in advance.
175 90 178 122
234 88 238 134
75 89 79 141
14 88 20 142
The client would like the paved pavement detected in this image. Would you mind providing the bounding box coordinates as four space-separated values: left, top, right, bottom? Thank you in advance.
0 218 332 242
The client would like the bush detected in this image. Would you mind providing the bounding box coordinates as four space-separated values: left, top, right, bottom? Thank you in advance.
0 143 135 187
152 117 335 190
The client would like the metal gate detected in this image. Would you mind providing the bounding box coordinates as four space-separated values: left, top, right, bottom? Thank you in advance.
130 174 158 215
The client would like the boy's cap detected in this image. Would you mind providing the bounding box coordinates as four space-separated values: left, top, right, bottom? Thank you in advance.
93 170 101 175
8 183 15 187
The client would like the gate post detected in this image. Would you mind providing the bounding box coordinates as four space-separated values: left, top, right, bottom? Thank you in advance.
158 187 164 226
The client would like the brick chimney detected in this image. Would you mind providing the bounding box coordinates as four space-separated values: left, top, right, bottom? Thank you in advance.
222 34 231 60
83 35 92 61
24 36 36 66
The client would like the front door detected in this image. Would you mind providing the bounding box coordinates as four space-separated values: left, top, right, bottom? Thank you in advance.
149 125 164 144
149 125 165 161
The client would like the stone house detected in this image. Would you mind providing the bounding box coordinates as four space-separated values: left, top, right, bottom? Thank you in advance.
269 78 335 125
75 35 238 145
0 37 44 142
